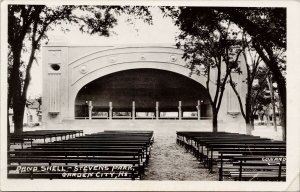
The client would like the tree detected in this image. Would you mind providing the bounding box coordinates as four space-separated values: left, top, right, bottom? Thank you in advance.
251 66 273 127
266 74 278 131
228 39 282 136
213 7 286 110
223 28 284 137
166 7 241 132
226 32 262 135
201 7 287 140
8 5 152 134
162 6 286 140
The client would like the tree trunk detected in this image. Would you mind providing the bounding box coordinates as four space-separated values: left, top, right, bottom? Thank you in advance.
244 92 253 134
7 109 10 151
265 108 270 127
7 83 12 150
7 96 11 135
260 113 265 124
278 96 286 141
10 48 25 134
245 118 253 135
264 58 285 134
251 41 286 139
212 107 218 133
277 104 282 126
271 105 277 131
7 112 10 134
267 76 277 132
250 116 255 130
281 108 286 141
13 99 26 134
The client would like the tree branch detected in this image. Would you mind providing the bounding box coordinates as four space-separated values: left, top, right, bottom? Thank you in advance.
216 69 230 111
22 19 38 99
213 57 221 105
205 65 214 105
216 8 286 49
229 73 246 119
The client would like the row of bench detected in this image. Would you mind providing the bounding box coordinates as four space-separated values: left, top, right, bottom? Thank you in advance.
8 130 154 180
176 131 286 181
9 130 84 149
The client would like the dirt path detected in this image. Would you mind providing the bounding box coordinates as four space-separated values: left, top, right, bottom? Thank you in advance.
143 135 218 180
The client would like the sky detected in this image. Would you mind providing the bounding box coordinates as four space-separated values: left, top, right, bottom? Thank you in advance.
27 7 180 98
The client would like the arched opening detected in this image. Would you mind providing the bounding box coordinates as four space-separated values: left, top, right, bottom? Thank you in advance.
74 69 212 120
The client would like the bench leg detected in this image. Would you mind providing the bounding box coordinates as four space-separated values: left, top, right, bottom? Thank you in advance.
200 145 204 162
30 171 34 180
219 168 223 181
210 150 213 173
238 160 242 181
219 154 223 181
278 160 283 181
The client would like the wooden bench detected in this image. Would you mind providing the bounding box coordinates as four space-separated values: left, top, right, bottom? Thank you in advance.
8 149 143 179
191 137 272 159
176 131 286 181
30 142 151 164
13 147 148 164
8 130 83 148
204 143 286 171
195 140 283 161
217 151 286 180
8 138 34 149
177 132 257 152
227 156 286 181
8 156 141 179
8 130 153 180
181 133 270 161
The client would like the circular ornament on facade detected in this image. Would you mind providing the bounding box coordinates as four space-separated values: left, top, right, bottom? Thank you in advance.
170 55 177 62
109 57 116 63
140 55 146 61
50 64 60 71
80 65 87 74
